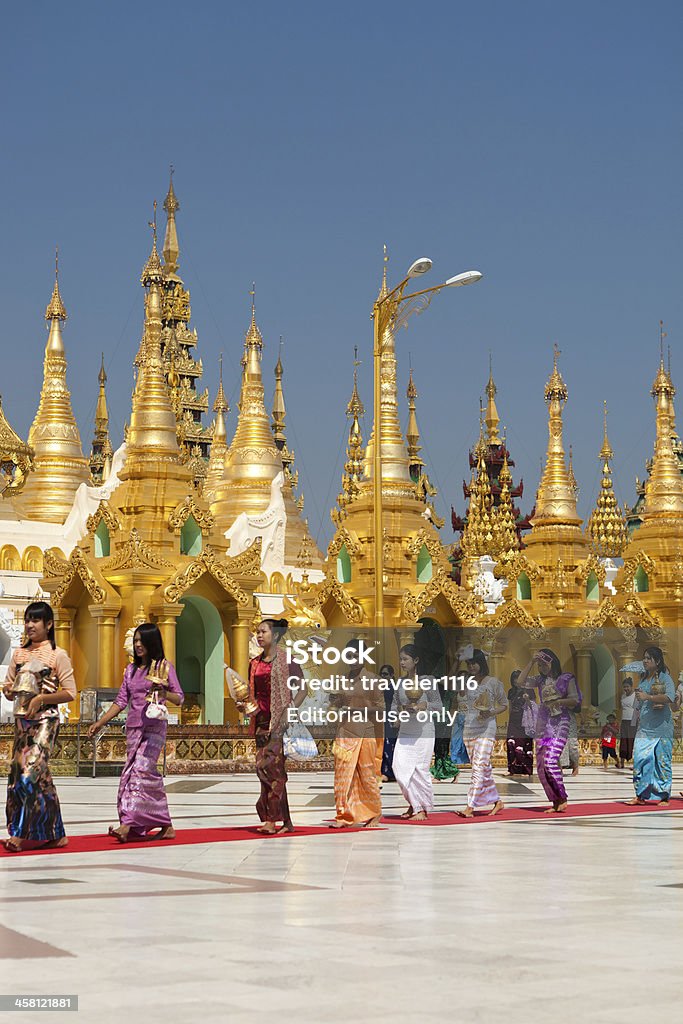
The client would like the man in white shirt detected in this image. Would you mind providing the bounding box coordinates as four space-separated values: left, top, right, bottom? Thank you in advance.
619 677 638 768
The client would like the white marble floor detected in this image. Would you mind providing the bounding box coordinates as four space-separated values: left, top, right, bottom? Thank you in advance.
1 765 683 1024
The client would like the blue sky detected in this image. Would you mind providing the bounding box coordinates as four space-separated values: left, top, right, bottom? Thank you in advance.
2 1 681 545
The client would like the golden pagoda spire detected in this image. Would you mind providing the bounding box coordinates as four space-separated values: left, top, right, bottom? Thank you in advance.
492 431 520 559
531 344 582 526
587 402 627 557
0 395 34 498
123 203 180 467
641 332 683 520
272 337 296 479
567 445 579 501
485 353 501 444
162 165 180 274
16 251 90 522
406 366 423 468
363 249 412 487
204 354 230 502
461 417 494 556
209 286 282 521
272 338 287 444
89 354 114 484
335 347 366 520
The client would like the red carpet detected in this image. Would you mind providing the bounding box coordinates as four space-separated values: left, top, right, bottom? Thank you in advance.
384 797 683 826
0 822 383 857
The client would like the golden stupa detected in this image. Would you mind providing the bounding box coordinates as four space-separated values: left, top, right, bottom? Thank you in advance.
14 251 91 523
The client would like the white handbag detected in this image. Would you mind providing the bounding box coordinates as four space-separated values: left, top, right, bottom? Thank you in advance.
145 689 168 721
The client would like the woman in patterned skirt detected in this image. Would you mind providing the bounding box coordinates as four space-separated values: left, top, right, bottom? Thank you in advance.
2 601 77 852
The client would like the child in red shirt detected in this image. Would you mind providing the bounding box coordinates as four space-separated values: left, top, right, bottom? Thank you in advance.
600 714 619 768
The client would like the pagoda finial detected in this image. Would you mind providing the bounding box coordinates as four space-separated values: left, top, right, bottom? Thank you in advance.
45 246 68 322
484 352 501 444
599 400 613 462
213 353 229 416
162 167 180 273
335 348 366 520
89 354 113 484
406 367 422 466
204 355 230 502
141 201 163 285
272 336 288 447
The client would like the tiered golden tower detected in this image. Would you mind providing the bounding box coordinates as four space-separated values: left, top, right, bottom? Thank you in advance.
15 253 90 523
88 355 114 485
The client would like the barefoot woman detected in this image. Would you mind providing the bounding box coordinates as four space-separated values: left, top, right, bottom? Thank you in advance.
627 646 675 806
248 618 304 835
516 649 580 813
88 623 183 842
330 639 383 828
391 644 441 821
2 601 76 852
457 649 507 818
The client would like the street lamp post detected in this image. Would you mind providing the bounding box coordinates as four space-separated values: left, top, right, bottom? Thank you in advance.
371 263 483 630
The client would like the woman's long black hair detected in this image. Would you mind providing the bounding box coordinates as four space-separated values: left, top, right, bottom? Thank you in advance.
467 649 489 677
643 646 667 676
538 648 562 679
133 622 165 667
23 601 56 649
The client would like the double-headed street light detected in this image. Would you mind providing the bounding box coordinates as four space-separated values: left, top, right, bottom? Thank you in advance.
372 259 483 629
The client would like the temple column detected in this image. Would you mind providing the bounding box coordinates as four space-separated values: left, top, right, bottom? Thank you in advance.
154 604 183 665
227 617 252 726
574 646 593 710
231 619 251 682
90 608 118 690
54 608 74 657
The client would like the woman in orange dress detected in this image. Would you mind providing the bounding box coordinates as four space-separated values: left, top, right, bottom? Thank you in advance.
330 639 383 829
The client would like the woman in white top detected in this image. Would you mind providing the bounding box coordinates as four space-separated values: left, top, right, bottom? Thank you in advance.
391 645 442 820
457 649 507 818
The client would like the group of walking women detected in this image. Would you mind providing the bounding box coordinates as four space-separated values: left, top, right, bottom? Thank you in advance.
1 602 679 851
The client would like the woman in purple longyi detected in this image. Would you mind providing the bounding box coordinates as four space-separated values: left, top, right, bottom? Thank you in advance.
517 648 581 813
89 622 184 842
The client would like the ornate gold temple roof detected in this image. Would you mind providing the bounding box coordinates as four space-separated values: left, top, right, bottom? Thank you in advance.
15 252 90 523
587 403 627 557
0 396 34 499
